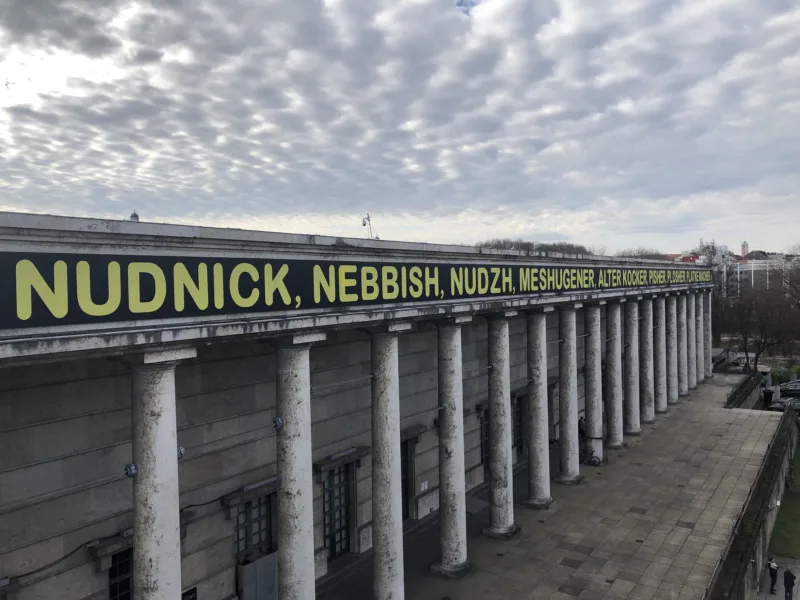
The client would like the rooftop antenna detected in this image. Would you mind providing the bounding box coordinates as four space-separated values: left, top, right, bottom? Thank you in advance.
362 213 377 240
129 210 140 222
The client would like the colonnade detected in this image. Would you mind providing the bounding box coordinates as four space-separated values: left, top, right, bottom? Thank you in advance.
126 289 712 600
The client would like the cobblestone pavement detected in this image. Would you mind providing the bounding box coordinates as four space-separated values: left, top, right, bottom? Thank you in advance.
319 374 781 600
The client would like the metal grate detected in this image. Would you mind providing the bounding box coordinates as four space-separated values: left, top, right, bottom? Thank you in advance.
323 465 351 559
236 494 276 565
109 549 133 600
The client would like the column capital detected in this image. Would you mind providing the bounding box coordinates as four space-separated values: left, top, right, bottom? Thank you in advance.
558 302 583 311
369 322 413 335
525 305 554 313
273 331 327 347
484 310 518 320
434 315 473 327
128 347 196 367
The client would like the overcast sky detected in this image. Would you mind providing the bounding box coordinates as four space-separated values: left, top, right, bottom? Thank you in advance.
1 1 798 253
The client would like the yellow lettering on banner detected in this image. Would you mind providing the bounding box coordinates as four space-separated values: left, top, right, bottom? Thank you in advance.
464 268 476 294
401 266 408 298
520 268 530 292
76 260 122 316
229 263 259 308
478 268 489 294
587 268 595 288
502 268 512 292
547 268 556 291
16 259 69 321
425 267 439 298
570 268 578 290
451 267 464 296
313 265 336 303
490 268 501 293
173 263 208 312
264 264 291 306
409 266 423 298
213 263 225 309
338 265 358 302
129 262 167 314
530 268 539 291
362 266 379 300
382 266 399 299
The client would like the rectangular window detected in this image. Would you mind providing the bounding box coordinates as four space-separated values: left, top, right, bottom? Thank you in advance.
323 464 351 559
235 493 277 565
109 549 133 600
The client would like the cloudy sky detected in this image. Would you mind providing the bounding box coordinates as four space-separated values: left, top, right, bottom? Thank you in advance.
1 0 798 252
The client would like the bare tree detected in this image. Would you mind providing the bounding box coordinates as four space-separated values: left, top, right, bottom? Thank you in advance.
615 247 667 260
730 289 799 370
476 238 593 255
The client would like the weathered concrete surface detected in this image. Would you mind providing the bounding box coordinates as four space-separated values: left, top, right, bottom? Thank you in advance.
371 330 406 600
666 295 679 405
704 291 713 379
584 305 604 461
558 306 581 484
524 311 553 508
318 373 782 600
276 343 316 600
654 296 668 414
688 293 697 389
623 301 641 436
131 350 194 600
677 295 689 397
639 298 655 424
432 323 469 575
606 302 624 448
696 292 705 383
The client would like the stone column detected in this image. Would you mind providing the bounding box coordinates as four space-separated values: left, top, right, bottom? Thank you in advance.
687 291 697 389
639 298 655 424
624 300 641 436
276 333 324 600
558 304 582 484
677 294 689 397
131 348 196 600
585 303 604 460
666 295 679 405
654 296 668 414
696 293 705 383
432 318 472 577
704 290 713 379
483 312 520 538
606 301 624 448
524 309 554 509
372 323 410 600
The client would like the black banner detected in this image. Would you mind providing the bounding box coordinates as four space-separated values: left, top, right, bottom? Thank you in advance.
0 252 712 330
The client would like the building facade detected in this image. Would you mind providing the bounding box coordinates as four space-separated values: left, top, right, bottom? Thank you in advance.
0 213 714 600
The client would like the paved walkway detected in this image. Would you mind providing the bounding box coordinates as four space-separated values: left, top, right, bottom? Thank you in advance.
758 556 800 599
319 374 781 600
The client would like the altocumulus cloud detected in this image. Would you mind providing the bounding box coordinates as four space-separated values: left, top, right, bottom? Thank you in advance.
1 0 799 251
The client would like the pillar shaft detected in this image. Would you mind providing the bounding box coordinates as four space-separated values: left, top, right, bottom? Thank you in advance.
654 296 668 414
624 301 641 435
585 305 603 460
606 302 624 448
372 332 405 600
132 355 187 600
704 291 713 378
276 345 316 600
687 293 697 389
696 293 705 382
639 298 655 424
486 316 516 534
666 296 679 404
525 311 553 508
677 295 689 396
558 307 581 483
435 324 469 573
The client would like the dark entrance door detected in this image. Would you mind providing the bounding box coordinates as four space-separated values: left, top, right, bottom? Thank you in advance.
401 440 411 521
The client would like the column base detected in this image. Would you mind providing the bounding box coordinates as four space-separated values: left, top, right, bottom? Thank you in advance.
431 560 474 579
482 523 521 540
667 399 679 405
655 408 668 414
523 496 554 510
607 441 625 449
555 474 583 486
641 418 655 424
624 429 641 436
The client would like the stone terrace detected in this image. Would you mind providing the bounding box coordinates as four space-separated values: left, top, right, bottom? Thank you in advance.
318 373 781 600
